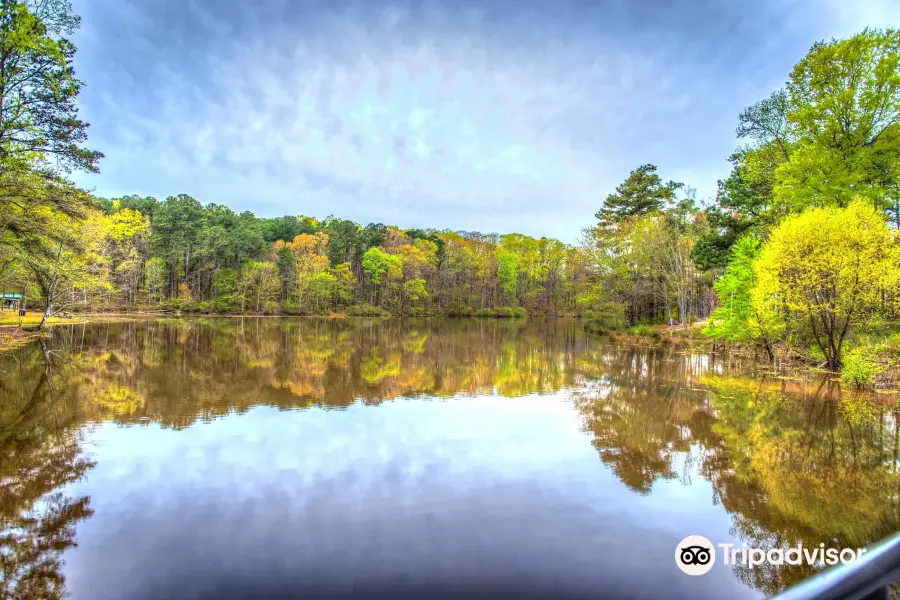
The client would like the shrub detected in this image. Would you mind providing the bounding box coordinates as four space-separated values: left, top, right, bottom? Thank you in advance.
445 304 474 317
629 324 660 338
211 298 238 314
475 307 526 318
347 304 390 318
583 302 627 336
281 301 322 316
841 345 884 388
584 320 610 335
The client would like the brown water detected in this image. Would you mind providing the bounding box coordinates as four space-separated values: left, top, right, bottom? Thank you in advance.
0 318 897 599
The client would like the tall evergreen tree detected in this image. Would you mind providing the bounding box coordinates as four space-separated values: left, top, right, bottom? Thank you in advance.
594 164 682 229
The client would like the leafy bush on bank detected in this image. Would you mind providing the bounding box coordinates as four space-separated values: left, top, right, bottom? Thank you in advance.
347 304 390 318
475 307 527 318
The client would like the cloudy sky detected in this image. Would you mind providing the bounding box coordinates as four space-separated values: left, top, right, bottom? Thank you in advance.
70 0 900 242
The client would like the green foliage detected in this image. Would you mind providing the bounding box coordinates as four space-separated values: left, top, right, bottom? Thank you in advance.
445 303 475 317
582 301 627 335
497 250 518 300
237 260 279 313
754 200 894 368
697 28 900 266
403 278 428 303
0 0 102 174
778 28 900 215
594 164 683 229
475 306 526 318
693 145 787 270
840 346 885 388
705 236 759 341
145 257 168 302
347 303 390 317
703 236 779 359
628 324 660 339
361 247 402 287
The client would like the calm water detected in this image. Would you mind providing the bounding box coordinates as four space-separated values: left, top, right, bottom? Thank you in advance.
0 318 898 600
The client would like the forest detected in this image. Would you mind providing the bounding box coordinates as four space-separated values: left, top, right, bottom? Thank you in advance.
0 0 899 379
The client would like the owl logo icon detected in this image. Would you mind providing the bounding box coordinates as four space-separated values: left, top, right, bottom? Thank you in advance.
675 535 716 575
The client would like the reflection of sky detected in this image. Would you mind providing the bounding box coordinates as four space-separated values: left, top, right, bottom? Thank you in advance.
63 395 758 600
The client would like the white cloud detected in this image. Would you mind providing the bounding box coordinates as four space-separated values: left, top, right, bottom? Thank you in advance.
73 0 900 242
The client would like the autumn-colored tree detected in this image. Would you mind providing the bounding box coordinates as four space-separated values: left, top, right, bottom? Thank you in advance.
277 232 330 312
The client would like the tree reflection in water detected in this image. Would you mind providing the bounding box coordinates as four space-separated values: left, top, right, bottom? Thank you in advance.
0 318 896 597
0 343 95 600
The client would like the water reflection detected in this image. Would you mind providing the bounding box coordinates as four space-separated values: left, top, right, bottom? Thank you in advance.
0 318 896 599
0 343 95 600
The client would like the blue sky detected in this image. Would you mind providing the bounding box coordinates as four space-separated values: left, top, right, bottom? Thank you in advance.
71 0 900 242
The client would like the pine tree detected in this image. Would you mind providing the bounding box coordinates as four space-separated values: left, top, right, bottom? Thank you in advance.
595 164 682 229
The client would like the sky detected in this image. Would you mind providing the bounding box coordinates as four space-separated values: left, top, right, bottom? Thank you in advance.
70 0 900 242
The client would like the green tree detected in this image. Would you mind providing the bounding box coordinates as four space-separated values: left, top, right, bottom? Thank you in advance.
776 28 900 214
306 270 337 313
403 278 428 305
330 262 356 307
594 164 682 229
0 0 102 174
22 208 109 328
496 250 518 304
144 257 167 302
282 232 330 312
753 200 895 369
361 246 401 306
149 194 205 297
237 260 279 313
100 208 150 304
693 146 787 270
703 236 780 360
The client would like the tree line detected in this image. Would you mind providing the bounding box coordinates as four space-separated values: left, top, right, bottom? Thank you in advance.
0 0 589 322
8 193 588 318
579 26 900 373
1 0 899 375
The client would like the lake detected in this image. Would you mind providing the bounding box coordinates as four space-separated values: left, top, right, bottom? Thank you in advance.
0 318 897 599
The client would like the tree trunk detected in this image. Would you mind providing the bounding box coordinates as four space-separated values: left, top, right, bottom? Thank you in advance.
894 196 899 230
761 337 774 364
37 300 52 330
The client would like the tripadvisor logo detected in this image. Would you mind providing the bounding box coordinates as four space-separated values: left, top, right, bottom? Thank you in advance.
675 535 716 576
675 535 868 576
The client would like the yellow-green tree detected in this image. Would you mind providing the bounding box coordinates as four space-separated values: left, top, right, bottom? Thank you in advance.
237 260 279 313
281 232 329 312
22 206 110 328
100 207 150 304
777 28 900 215
753 199 895 368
